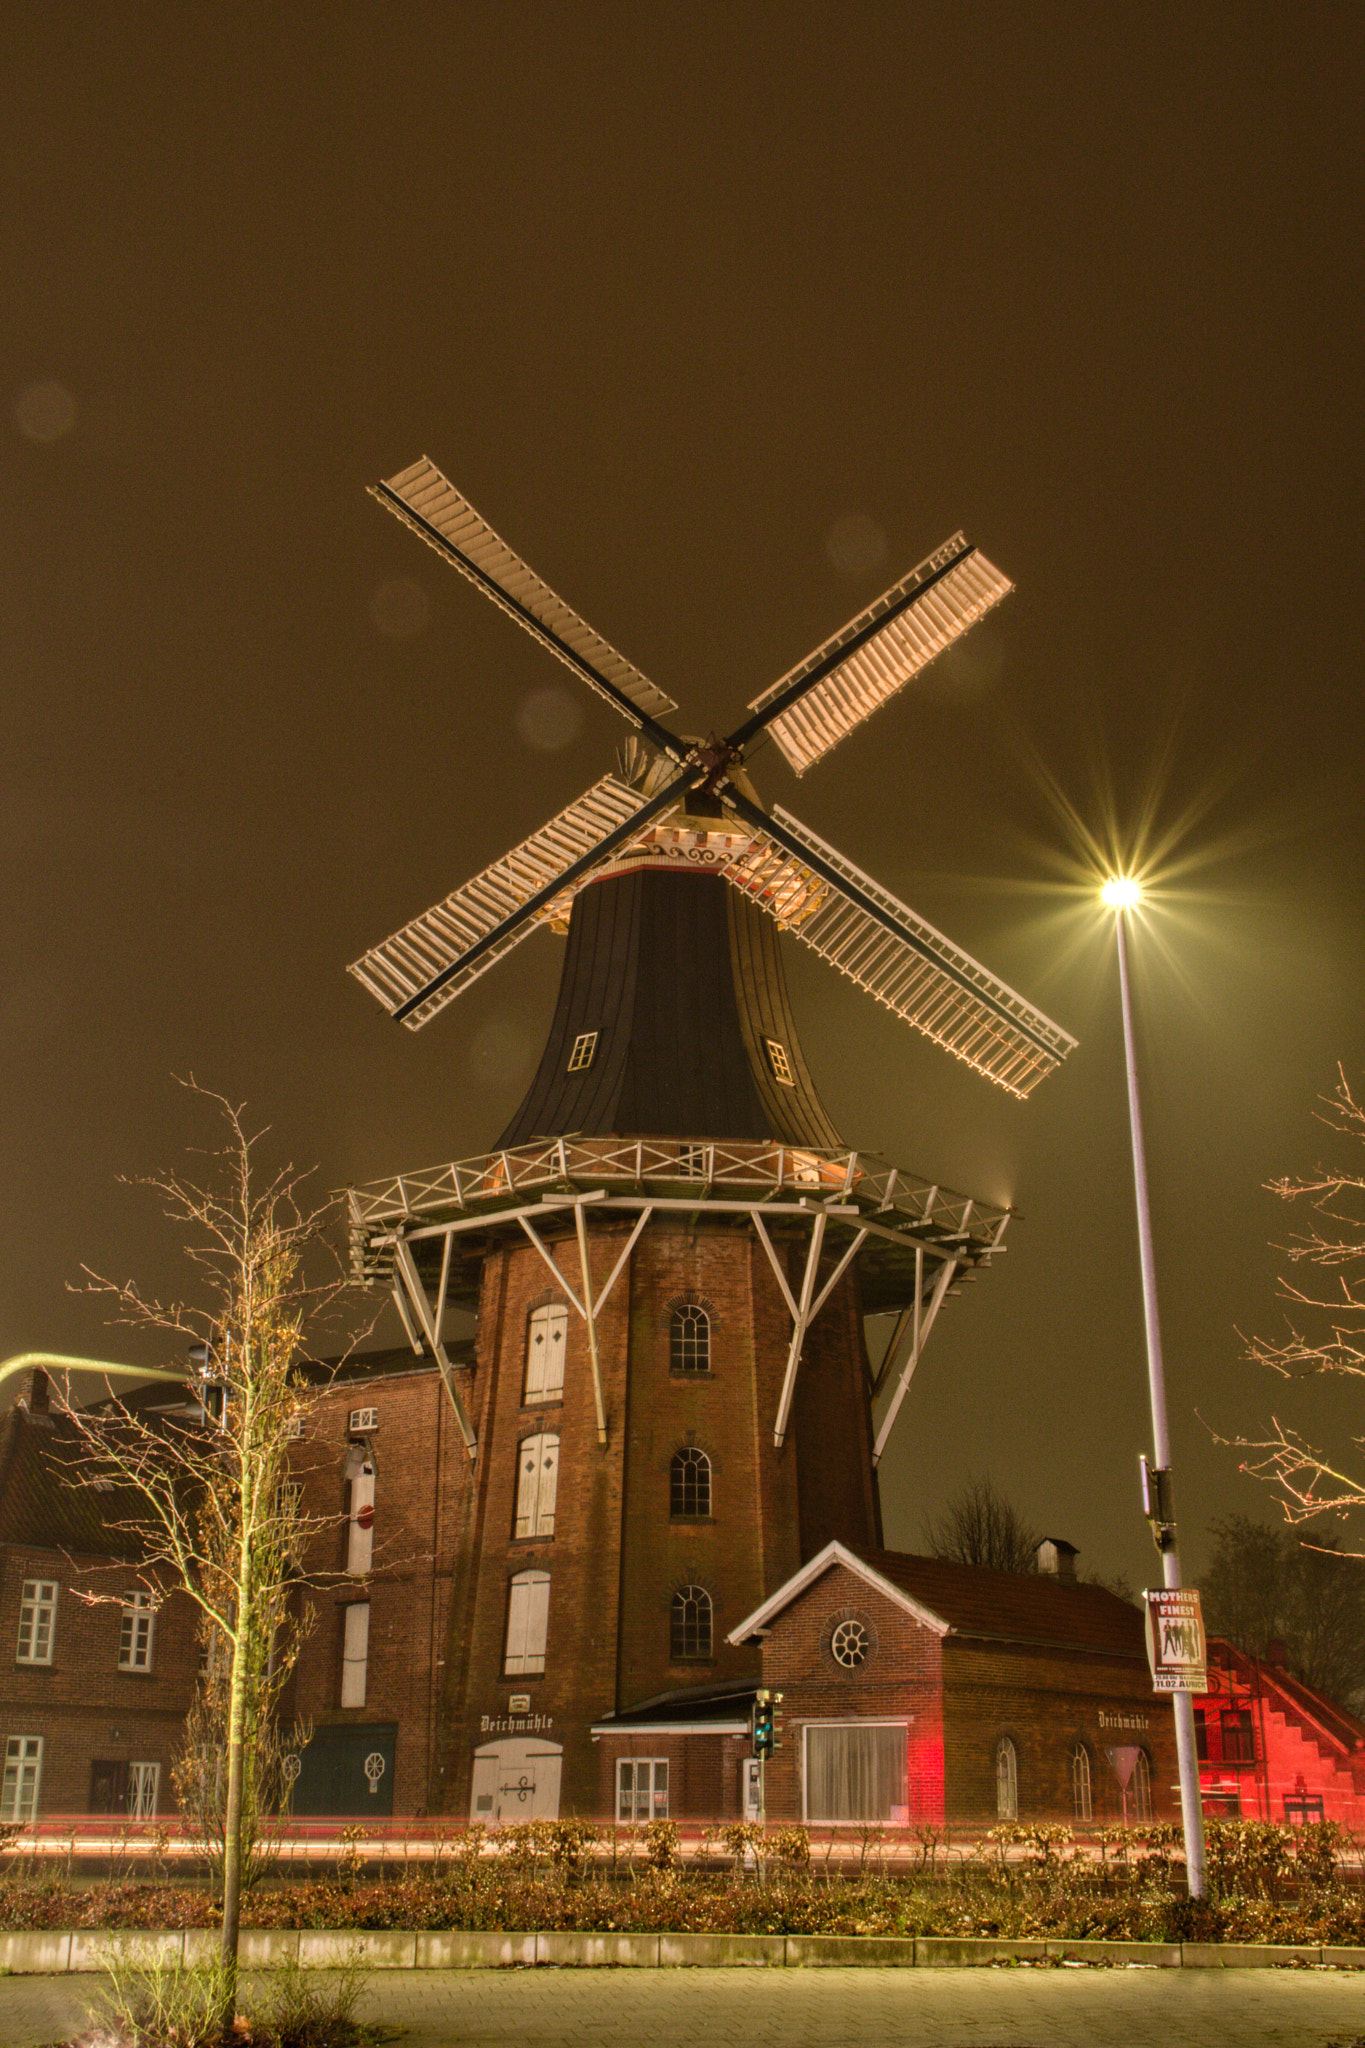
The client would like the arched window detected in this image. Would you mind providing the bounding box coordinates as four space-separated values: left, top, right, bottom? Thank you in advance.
514 1433 559 1539
1072 1742 1092 1822
524 1304 567 1404
670 1446 711 1517
995 1737 1018 1820
1133 1749 1152 1822
670 1304 710 1374
504 1570 550 1676
670 1584 713 1661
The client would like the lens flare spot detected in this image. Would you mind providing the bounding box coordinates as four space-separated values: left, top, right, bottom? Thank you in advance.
15 380 76 442
824 512 887 577
517 685 584 752
369 576 431 639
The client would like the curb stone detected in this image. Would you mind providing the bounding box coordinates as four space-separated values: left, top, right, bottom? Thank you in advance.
0 1928 1360 1972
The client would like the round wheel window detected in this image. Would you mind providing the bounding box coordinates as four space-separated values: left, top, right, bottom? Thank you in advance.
831 1619 870 1668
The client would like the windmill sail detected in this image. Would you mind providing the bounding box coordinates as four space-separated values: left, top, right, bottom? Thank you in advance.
747 538 1013 776
715 800 1075 1096
349 776 646 1030
371 459 679 730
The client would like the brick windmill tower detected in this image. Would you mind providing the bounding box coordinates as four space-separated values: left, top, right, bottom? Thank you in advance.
346 460 1075 1821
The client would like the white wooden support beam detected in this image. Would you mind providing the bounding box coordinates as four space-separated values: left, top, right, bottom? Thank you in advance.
390 1282 423 1356
751 1212 799 1320
573 1200 609 1447
772 1208 826 1449
868 1287 918 1400
872 1252 958 1467
392 1237 478 1459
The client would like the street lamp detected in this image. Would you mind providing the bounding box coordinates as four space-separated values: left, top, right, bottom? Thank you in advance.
1103 877 1208 1898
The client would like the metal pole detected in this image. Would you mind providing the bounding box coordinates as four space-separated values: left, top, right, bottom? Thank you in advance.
1112 906 1207 1898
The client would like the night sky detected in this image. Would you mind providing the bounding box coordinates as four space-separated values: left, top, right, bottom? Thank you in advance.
6 6 1364 1594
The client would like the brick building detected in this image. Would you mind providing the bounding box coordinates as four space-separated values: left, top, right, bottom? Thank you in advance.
1194 1637 1365 1827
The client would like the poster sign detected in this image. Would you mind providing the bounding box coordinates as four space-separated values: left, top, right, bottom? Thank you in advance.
1144 1588 1207 1692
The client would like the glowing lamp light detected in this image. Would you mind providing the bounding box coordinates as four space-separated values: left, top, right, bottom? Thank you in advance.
1101 876 1142 909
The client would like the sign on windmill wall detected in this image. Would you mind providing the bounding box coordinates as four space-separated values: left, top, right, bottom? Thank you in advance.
1144 1588 1207 1693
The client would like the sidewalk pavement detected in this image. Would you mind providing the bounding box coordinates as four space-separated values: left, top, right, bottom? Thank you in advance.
4 1963 1363 2048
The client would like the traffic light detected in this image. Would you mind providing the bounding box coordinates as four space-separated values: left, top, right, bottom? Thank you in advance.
753 1689 785 1760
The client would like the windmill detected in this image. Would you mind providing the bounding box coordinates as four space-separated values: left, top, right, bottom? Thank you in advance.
351 457 1074 1103
343 460 1076 1822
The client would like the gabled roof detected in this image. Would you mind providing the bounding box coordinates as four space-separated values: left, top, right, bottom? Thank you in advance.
0 1407 150 1558
728 1540 1146 1661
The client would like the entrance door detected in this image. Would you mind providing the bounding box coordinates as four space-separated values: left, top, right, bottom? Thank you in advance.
292 1724 398 1816
469 1740 562 1822
90 1760 128 1814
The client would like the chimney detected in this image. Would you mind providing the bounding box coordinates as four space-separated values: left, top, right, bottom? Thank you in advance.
26 1368 51 1416
1036 1537 1078 1585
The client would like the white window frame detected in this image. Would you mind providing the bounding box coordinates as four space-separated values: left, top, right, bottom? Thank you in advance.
128 1761 160 1818
567 1031 598 1072
523 1304 567 1405
996 1736 1018 1820
616 1757 669 1821
1133 1749 1152 1822
1071 1741 1092 1822
16 1581 57 1666
514 1433 559 1539
669 1303 710 1374
348 1406 378 1434
1 1736 43 1822
119 1592 156 1673
800 1719 911 1826
670 1446 711 1517
504 1570 550 1676
670 1583 713 1661
765 1038 795 1086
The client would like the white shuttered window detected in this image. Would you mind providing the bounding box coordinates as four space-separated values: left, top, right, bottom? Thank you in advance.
341 1602 370 1708
119 1592 155 1672
504 1570 550 1675
524 1306 567 1404
514 1434 559 1539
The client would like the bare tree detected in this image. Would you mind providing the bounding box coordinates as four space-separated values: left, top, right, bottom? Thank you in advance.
923 1475 1041 1574
56 1087 365 2037
1233 1066 1365 1541
1200 1513 1365 1711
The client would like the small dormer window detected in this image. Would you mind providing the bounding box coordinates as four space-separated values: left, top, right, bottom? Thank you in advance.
765 1038 795 1087
567 1032 598 1073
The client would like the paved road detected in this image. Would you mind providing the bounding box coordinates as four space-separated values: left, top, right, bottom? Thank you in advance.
4 1965 1363 2048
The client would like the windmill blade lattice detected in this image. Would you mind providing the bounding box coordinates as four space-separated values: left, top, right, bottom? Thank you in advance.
744 537 1013 776
349 775 650 1029
715 797 1075 1097
371 458 681 735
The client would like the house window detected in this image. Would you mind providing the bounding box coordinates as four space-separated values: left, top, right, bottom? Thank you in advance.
567 1032 598 1073
803 1723 908 1825
504 1570 550 1676
670 1304 710 1375
1221 1709 1255 1762
670 1584 713 1661
1 1736 43 1823
670 1447 711 1518
765 1038 795 1087
617 1758 669 1821
514 1433 559 1539
348 1406 378 1434
996 1737 1018 1820
340 1602 370 1708
16 1581 57 1666
1133 1749 1152 1822
831 1619 870 1669
1072 1742 1092 1822
128 1762 160 1819
524 1304 567 1404
119 1592 156 1673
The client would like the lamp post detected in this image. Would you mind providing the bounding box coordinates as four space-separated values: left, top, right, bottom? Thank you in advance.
1102 877 1207 1898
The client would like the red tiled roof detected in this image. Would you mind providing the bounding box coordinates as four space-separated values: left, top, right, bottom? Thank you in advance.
857 1549 1148 1661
